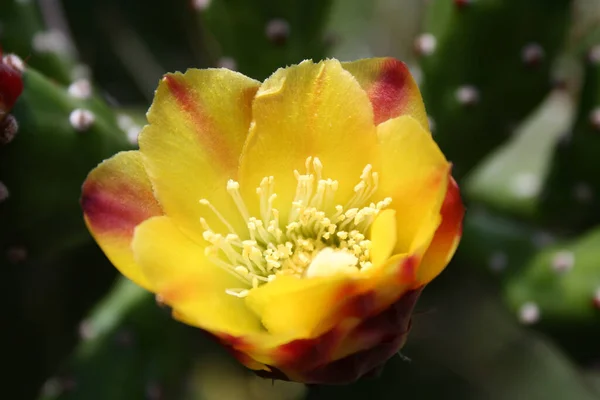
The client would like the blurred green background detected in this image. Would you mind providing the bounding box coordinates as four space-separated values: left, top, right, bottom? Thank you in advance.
1 0 600 398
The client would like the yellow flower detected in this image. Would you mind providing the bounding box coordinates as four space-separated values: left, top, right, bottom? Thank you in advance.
82 58 464 384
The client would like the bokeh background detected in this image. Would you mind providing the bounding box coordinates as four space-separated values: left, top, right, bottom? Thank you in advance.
1 0 600 398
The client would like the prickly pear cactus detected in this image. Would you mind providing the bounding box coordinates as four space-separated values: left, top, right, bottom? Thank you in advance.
444 0 600 368
0 64 132 260
0 50 24 144
540 47 600 231
197 0 334 79
418 0 571 177
503 226 600 361
463 89 575 218
457 207 543 278
38 278 192 400
0 0 78 84
0 55 135 399
1 0 600 399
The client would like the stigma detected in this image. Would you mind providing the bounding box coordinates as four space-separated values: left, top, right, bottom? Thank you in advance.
198 157 392 297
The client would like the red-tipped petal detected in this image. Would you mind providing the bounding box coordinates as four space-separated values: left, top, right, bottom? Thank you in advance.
81 151 163 290
342 58 428 128
418 176 464 284
251 287 423 384
138 69 260 244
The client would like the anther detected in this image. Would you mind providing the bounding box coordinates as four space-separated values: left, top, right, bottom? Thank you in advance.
227 179 251 222
304 156 313 174
199 198 236 234
225 289 250 298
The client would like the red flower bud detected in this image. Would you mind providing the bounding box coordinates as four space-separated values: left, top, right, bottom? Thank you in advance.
0 52 24 117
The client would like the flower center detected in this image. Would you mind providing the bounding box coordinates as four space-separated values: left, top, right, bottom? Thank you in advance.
198 157 392 298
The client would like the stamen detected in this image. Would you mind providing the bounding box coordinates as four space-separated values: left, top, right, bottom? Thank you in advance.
227 180 251 222
235 266 249 276
324 179 338 214
225 288 250 298
304 156 313 174
197 157 392 297
257 176 275 225
204 252 251 283
313 157 323 182
199 198 236 234
344 164 378 210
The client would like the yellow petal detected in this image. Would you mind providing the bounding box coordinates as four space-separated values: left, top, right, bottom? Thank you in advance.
245 274 358 338
369 209 397 268
238 254 422 370
131 215 263 336
242 255 417 370
239 59 379 221
376 115 450 254
81 151 162 291
342 58 429 128
138 69 260 244
418 177 464 284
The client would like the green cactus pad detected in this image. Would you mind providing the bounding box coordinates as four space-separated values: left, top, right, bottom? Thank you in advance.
0 0 78 84
464 90 575 217
419 0 571 177
198 0 333 80
38 278 192 400
0 67 132 260
504 226 600 361
540 49 600 230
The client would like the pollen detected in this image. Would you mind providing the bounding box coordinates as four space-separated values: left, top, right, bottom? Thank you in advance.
198 157 392 298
